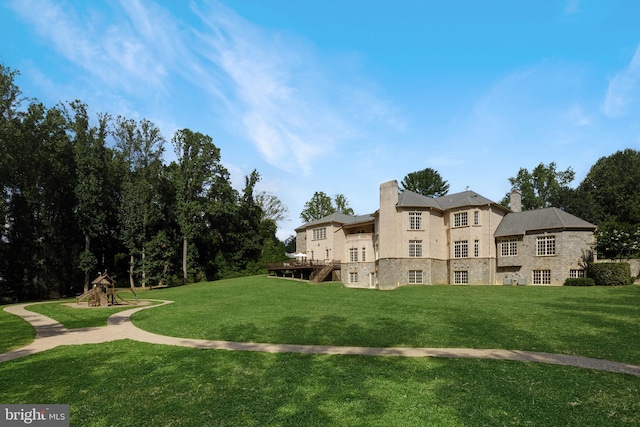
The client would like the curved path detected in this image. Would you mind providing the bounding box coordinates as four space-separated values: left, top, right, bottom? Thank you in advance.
3 301 640 377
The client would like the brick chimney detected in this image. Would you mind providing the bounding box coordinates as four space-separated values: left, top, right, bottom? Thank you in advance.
510 188 522 213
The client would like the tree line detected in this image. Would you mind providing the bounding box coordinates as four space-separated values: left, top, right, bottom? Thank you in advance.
501 155 640 260
0 65 288 303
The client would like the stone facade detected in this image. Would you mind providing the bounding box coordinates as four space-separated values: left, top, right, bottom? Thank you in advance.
295 180 597 288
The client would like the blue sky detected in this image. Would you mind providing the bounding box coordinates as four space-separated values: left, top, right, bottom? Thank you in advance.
2 0 640 239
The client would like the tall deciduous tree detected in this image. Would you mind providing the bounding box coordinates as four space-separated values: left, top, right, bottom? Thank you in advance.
256 191 289 223
502 162 574 211
5 102 77 299
300 192 354 222
68 101 110 291
114 117 165 288
0 65 22 292
171 128 222 282
334 194 354 215
400 167 449 197
579 149 640 225
300 191 334 222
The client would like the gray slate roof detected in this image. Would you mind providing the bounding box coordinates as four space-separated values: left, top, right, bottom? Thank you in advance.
495 207 596 237
398 190 502 211
295 212 375 231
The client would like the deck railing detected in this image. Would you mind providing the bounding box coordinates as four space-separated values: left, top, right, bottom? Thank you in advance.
266 259 340 269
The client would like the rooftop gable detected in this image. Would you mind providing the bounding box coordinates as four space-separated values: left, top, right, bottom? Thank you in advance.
495 207 597 237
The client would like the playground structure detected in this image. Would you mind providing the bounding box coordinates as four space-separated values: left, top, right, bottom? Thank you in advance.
76 274 138 307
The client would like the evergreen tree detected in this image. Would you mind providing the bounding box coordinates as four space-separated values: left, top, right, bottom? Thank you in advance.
400 167 449 197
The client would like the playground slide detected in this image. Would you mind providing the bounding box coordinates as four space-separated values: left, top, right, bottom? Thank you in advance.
114 291 137 305
76 289 95 303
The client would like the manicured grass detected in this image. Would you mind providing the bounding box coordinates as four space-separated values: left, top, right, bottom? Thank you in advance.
2 277 640 425
0 340 639 426
133 277 640 365
0 307 35 353
27 297 147 329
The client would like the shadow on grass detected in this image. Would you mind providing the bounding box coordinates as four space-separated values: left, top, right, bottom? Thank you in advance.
1 341 639 426
535 295 640 364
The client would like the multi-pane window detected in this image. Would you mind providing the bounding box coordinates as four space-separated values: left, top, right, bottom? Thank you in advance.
474 240 479 257
501 238 518 256
453 212 468 227
349 272 358 283
349 248 358 262
409 240 423 257
454 240 468 258
409 270 423 284
533 270 551 284
536 236 556 256
570 269 585 278
454 271 469 284
325 249 330 259
473 211 480 225
312 228 326 240
362 248 366 262
409 212 423 230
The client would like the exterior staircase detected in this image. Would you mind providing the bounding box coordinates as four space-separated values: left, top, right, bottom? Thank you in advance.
310 264 335 283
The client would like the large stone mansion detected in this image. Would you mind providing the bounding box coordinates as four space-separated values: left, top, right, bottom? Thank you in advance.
294 180 596 289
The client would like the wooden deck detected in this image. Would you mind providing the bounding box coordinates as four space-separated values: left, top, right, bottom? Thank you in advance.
266 260 341 282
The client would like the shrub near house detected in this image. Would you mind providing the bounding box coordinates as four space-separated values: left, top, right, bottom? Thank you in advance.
587 263 634 286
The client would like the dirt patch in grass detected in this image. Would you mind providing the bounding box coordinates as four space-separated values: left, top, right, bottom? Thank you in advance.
62 300 153 309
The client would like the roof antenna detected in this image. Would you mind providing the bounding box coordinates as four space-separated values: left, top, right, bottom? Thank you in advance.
465 185 470 191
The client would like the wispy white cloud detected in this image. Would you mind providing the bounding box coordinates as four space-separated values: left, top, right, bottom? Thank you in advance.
7 0 401 176
565 0 580 15
189 0 400 174
6 0 182 95
602 45 640 117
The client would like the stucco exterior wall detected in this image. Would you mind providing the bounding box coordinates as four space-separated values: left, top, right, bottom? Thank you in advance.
378 181 402 259
296 230 307 254
305 223 343 262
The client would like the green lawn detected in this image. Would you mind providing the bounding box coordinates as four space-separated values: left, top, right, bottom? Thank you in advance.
132 277 640 365
0 307 35 353
26 299 140 329
2 277 640 426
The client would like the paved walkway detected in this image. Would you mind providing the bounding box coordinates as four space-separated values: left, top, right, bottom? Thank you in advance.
3 301 640 377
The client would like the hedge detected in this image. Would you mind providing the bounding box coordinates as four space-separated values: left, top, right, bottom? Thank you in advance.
564 277 595 286
587 262 633 286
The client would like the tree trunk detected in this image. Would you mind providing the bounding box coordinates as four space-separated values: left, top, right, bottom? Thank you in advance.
129 254 135 289
183 237 188 282
141 244 146 288
83 234 90 293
